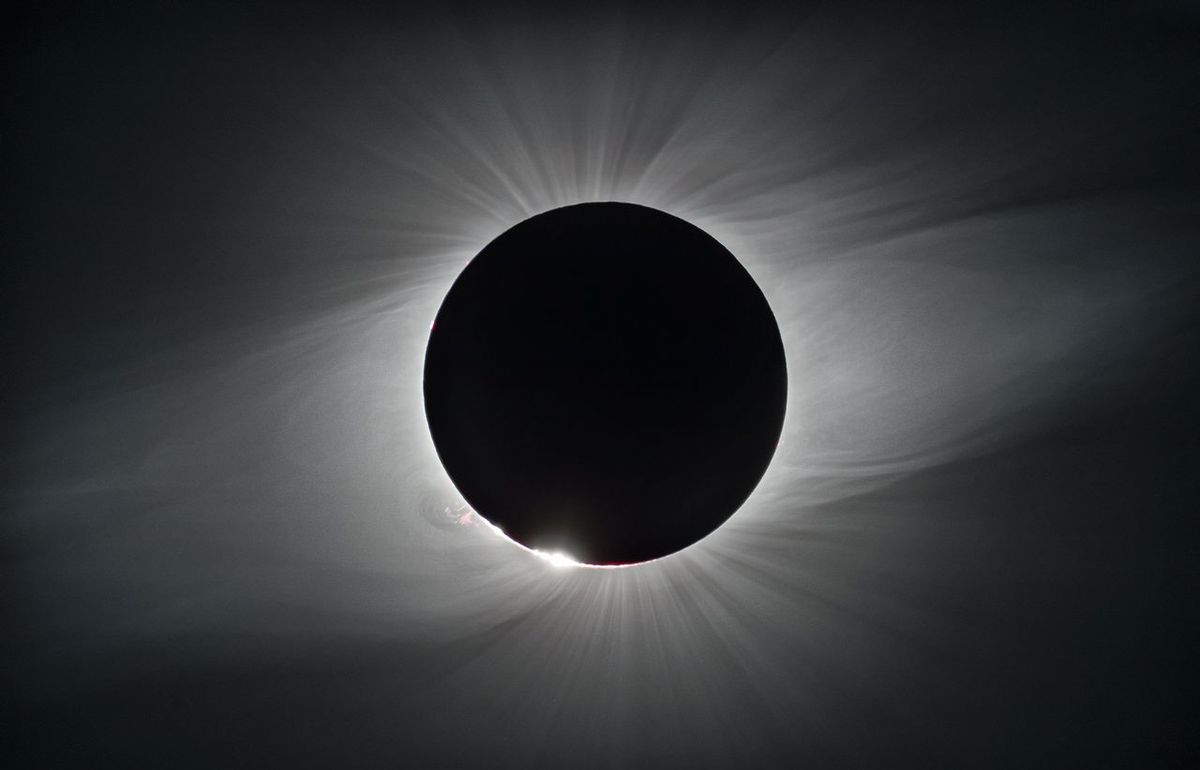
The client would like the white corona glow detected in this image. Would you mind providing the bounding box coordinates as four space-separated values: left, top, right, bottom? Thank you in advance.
13 16 1184 761
476 510 638 570
539 551 583 569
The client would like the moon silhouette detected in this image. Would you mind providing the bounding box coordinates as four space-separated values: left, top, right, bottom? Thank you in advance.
424 202 787 565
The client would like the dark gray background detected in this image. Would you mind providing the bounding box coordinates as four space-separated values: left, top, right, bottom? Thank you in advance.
6 1 1199 766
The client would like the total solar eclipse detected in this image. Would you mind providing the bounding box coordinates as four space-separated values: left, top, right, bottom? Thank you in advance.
424 202 787 565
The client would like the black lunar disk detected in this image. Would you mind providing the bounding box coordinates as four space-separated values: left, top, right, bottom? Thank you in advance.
424 202 787 565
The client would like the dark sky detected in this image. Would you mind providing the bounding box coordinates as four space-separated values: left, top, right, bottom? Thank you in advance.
6 1 1200 767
